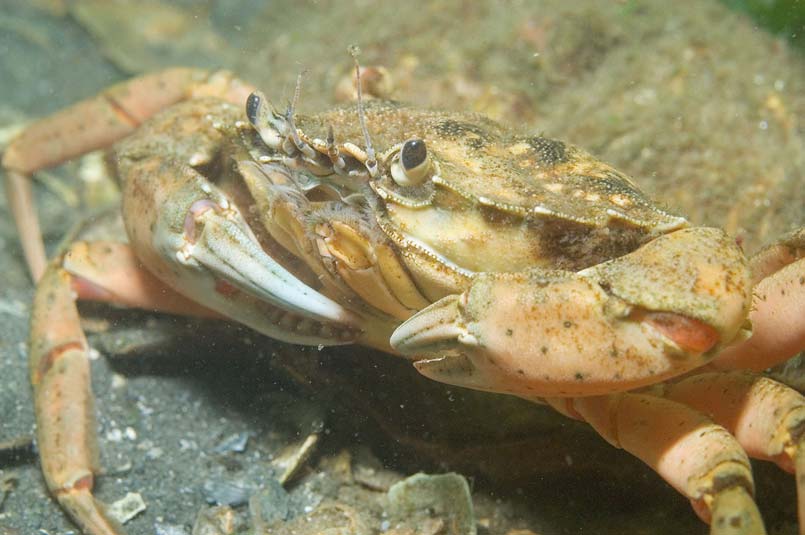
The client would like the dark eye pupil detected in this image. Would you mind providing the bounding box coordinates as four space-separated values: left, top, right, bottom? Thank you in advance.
246 92 262 126
401 139 427 170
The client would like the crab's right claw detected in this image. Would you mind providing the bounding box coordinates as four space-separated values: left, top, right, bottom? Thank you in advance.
392 227 752 398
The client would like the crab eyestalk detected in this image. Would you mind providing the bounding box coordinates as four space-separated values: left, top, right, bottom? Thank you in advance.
246 90 284 149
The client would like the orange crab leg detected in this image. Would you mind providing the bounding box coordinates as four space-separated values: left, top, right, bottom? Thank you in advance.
30 261 122 535
4 169 46 280
2 68 254 281
663 371 805 534
63 240 219 318
29 240 238 535
546 393 765 534
4 69 213 176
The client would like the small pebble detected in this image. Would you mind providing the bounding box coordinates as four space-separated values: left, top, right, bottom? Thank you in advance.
202 478 252 507
213 433 249 454
248 479 289 528
154 523 189 535
107 492 146 524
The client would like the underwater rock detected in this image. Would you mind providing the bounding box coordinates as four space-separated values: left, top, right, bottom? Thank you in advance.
249 478 290 528
387 472 476 535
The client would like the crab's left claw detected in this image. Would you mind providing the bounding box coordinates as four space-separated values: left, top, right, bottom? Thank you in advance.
392 227 752 398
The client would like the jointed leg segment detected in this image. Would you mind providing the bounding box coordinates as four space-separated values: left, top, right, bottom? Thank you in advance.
2 68 253 282
31 260 122 535
547 393 765 534
664 371 805 533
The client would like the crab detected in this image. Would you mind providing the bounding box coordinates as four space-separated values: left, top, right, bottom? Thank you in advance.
3 67 805 535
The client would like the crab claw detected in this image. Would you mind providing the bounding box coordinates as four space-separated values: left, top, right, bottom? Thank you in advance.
392 228 752 398
120 144 360 346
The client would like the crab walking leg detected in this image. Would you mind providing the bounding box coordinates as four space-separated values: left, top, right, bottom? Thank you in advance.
29 242 238 535
713 228 805 372
2 68 255 281
31 237 357 534
4 169 46 280
29 263 123 535
662 371 805 534
63 241 220 318
547 394 765 534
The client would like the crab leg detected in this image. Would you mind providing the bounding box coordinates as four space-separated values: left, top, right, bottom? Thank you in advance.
30 261 123 535
546 393 765 534
63 241 219 318
31 235 361 535
4 170 46 280
28 239 250 535
662 371 805 534
2 68 253 281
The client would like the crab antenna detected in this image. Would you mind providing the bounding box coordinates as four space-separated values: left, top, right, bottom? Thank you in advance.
283 70 316 159
292 71 303 109
350 46 378 178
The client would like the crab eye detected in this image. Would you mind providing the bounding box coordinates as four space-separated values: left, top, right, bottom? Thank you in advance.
246 91 283 149
401 139 427 170
391 138 431 186
246 92 262 126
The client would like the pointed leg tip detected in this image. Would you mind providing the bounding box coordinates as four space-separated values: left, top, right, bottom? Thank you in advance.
793 442 805 535
708 486 767 535
57 488 125 535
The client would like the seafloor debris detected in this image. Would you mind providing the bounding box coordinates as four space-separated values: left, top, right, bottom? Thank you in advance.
248 478 290 531
202 477 253 507
270 433 319 484
0 472 19 512
154 523 189 535
192 505 237 535
213 432 250 454
0 435 34 466
257 500 371 535
107 492 147 525
386 473 476 535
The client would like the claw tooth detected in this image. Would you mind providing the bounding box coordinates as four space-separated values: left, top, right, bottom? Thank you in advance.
414 354 477 380
190 209 356 325
391 294 471 353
